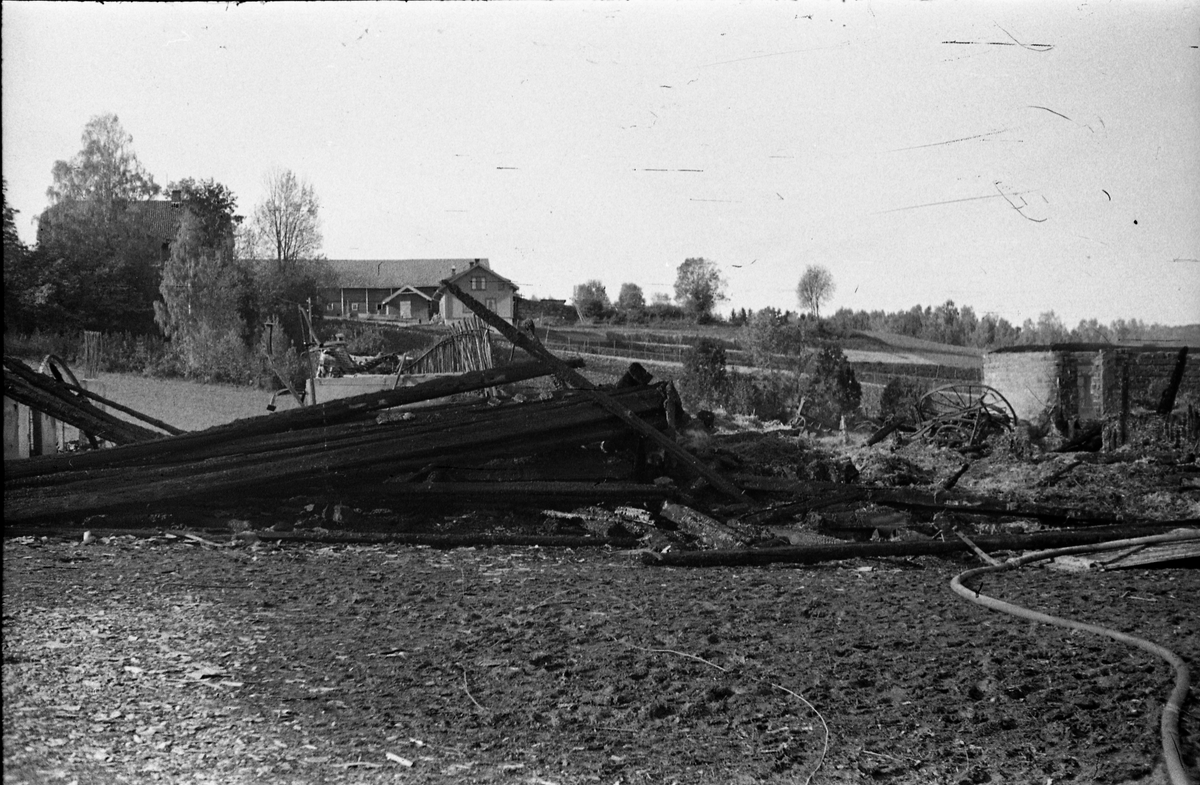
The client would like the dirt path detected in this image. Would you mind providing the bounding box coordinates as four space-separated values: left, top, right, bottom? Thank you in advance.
4 536 1196 784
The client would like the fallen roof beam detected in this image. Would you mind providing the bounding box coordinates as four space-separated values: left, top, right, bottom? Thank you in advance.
4 358 582 481
442 280 746 502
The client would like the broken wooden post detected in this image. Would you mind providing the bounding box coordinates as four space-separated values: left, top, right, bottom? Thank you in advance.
442 280 747 501
3 359 160 445
941 462 971 490
1156 347 1189 416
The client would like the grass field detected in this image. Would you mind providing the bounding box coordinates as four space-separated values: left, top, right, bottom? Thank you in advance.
92 373 302 432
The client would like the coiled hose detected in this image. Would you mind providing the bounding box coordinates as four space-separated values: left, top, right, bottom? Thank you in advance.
950 530 1198 785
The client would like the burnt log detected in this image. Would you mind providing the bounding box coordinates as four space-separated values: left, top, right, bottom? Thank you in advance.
4 384 673 523
4 359 582 481
441 280 747 501
659 502 743 549
644 524 1199 567
730 473 1164 528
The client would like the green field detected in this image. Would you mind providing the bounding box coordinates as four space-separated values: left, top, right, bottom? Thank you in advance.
92 372 302 432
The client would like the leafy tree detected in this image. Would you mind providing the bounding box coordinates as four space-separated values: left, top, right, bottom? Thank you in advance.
572 279 611 321
46 113 160 207
168 178 241 252
796 265 835 318
154 179 258 366
3 179 35 332
673 257 726 322
34 114 164 333
249 168 322 268
616 282 645 312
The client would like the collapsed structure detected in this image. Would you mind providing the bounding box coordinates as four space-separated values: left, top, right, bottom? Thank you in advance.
985 343 1198 449
3 290 1197 567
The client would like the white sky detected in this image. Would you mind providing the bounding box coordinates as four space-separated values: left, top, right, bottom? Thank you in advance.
3 1 1199 327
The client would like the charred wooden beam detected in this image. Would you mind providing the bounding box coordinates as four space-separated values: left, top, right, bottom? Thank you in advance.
442 280 746 501
3 359 160 445
644 524 1199 568
4 384 672 522
373 481 676 504
4 359 582 481
1157 347 1189 416
730 473 1170 528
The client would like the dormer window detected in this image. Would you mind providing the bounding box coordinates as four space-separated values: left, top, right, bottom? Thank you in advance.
470 276 486 291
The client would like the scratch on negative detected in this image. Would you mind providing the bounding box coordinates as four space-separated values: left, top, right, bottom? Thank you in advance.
994 182 1047 222
1029 105 1072 121
890 129 1008 152
875 192 1009 214
995 25 1054 51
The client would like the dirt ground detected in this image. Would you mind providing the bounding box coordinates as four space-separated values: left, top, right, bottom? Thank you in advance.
4 531 1197 785
4 373 1199 784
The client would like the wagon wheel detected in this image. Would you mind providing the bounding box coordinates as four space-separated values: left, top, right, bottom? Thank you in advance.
916 383 1017 447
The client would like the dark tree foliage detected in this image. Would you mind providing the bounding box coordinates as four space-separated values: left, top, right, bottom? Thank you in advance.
673 257 726 323
30 114 165 334
806 345 862 420
572 280 612 321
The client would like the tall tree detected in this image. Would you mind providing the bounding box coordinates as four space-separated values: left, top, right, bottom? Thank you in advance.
154 179 255 352
572 280 611 321
168 178 241 253
674 257 726 322
247 168 328 349
616 282 645 312
3 179 35 332
47 113 160 208
796 265 835 318
250 168 322 268
35 114 163 333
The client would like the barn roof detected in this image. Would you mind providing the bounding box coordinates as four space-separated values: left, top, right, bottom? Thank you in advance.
324 259 489 289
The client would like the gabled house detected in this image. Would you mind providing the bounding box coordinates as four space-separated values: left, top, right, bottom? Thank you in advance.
439 262 518 324
320 258 517 324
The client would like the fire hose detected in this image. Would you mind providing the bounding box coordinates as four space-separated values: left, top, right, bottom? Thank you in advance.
951 530 1197 785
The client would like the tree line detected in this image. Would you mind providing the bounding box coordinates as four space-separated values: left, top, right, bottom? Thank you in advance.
3 113 329 383
565 259 1186 350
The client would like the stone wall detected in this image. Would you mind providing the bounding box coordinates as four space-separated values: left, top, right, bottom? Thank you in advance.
1100 347 1197 415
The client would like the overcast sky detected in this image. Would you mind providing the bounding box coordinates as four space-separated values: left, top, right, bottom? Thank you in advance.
4 1 1199 327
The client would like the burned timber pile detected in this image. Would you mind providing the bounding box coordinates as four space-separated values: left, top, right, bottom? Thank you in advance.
4 359 679 525
4 282 1197 563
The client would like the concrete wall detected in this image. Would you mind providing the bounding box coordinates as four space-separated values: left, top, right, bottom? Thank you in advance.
983 351 1059 422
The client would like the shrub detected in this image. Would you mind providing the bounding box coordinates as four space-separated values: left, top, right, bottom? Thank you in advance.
2 330 83 364
879 377 926 424
803 345 862 423
680 339 728 408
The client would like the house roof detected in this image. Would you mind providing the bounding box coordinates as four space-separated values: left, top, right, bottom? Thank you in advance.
38 199 183 244
325 259 490 289
442 263 518 290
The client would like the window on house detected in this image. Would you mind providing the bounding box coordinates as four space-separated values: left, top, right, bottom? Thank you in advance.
471 276 486 291
486 298 497 312
351 303 360 311
327 303 336 311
